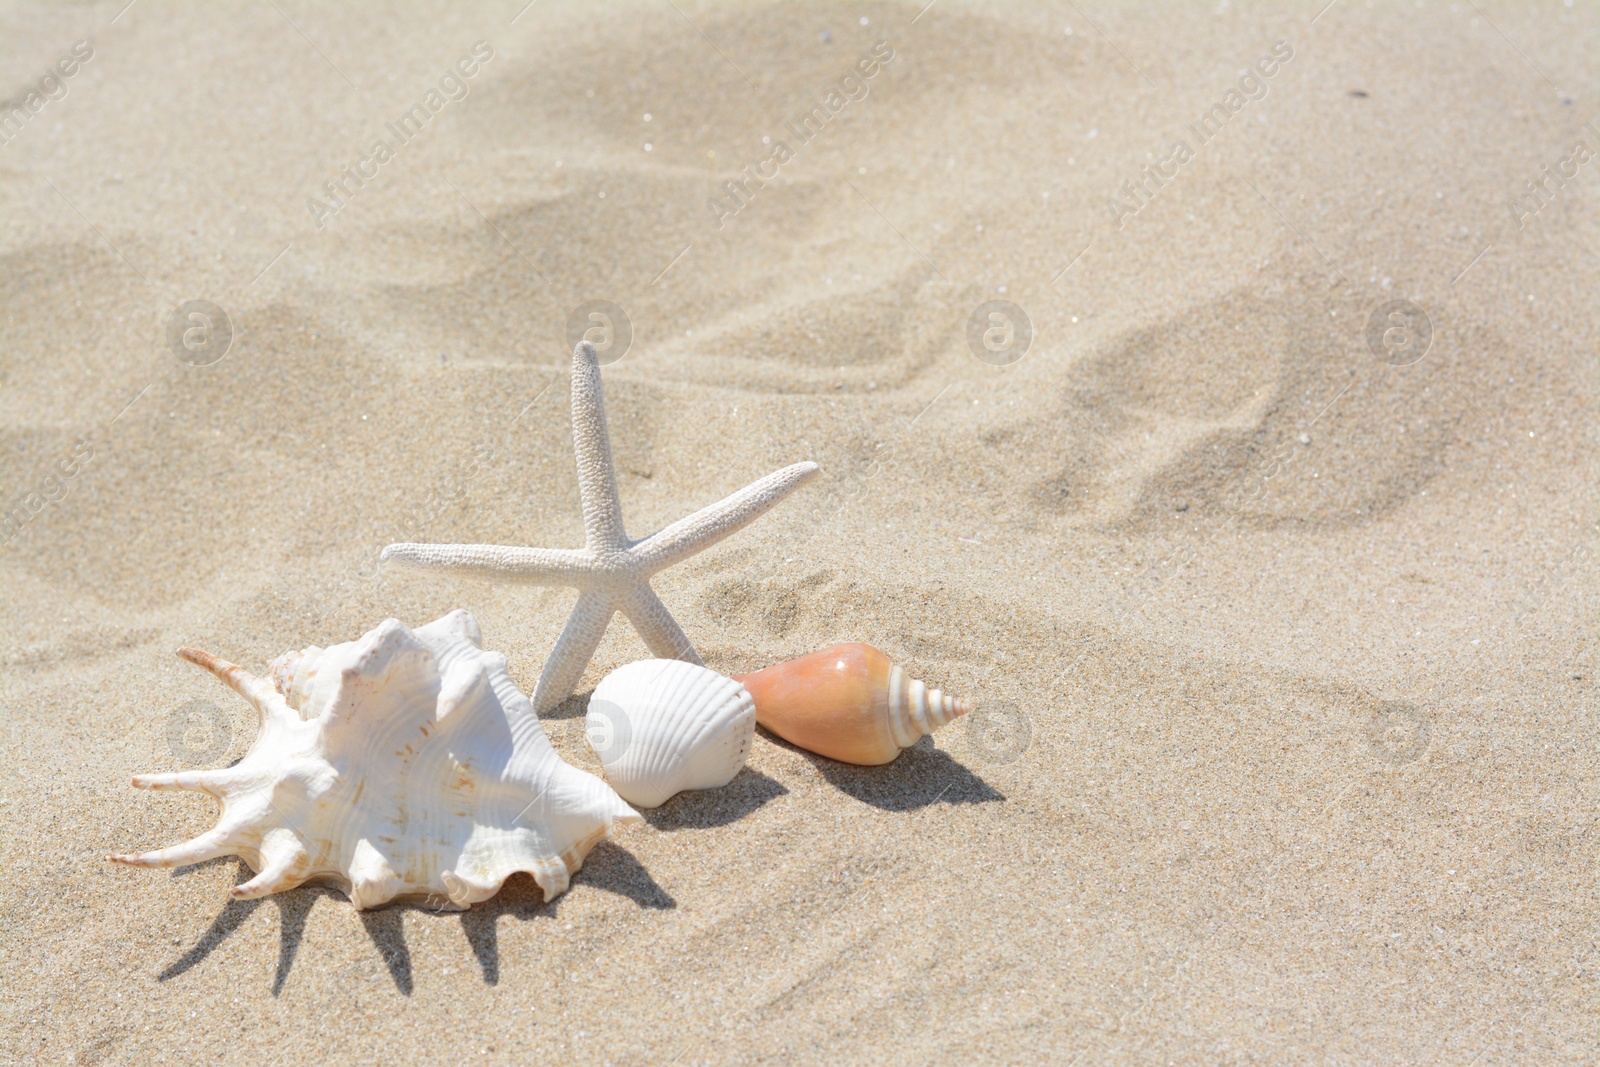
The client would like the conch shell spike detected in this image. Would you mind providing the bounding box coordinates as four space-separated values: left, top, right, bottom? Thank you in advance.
176 646 282 724
109 829 232 869
130 769 237 794
232 831 308 902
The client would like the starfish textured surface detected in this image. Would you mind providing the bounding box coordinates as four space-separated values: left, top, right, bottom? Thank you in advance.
382 341 819 713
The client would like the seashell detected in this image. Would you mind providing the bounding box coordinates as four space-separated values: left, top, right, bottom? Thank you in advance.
735 643 972 766
585 659 756 808
111 610 641 910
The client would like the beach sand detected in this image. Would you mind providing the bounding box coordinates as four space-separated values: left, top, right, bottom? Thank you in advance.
2 1 1597 1062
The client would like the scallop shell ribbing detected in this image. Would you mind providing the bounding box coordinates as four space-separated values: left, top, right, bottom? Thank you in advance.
586 659 757 808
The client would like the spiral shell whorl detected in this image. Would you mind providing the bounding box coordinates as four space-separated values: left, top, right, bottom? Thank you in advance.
886 663 971 748
268 646 324 716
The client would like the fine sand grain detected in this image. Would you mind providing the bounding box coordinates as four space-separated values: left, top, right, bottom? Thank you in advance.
2 1 1597 1063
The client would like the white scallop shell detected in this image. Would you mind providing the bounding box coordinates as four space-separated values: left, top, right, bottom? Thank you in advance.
586 659 757 808
112 610 641 910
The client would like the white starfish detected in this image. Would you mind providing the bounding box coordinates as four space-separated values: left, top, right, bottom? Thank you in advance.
382 341 818 714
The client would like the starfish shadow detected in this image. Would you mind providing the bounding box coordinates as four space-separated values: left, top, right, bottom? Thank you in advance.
458 841 673 985
767 731 1007 811
545 687 596 721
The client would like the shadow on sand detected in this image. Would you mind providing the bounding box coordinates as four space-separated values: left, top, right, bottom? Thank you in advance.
156 840 672 993
769 730 1006 811
154 706 1000 991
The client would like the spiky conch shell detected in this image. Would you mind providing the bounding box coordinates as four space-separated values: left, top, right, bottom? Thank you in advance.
111 610 641 910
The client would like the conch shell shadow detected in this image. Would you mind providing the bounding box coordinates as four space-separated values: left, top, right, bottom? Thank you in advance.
460 843 675 985
157 843 673 992
157 861 335 995
770 731 1006 811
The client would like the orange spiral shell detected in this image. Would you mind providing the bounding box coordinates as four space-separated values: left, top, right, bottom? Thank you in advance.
734 643 972 765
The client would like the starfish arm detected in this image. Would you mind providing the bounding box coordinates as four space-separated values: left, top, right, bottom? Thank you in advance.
620 583 703 664
629 461 819 574
531 589 617 714
380 543 591 586
570 341 628 554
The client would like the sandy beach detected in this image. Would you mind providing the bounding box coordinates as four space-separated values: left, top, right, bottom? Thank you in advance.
2 0 1597 1062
